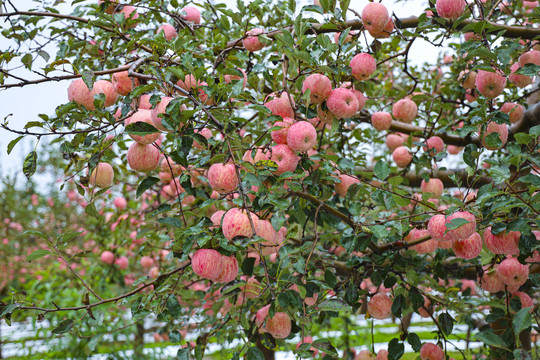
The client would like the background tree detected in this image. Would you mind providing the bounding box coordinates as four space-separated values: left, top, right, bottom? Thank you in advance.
1 0 539 359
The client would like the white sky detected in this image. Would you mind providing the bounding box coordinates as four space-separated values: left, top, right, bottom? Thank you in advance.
0 0 437 187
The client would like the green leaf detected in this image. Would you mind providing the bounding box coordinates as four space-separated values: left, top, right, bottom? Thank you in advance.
84 202 99 219
7 136 23 155
23 151 37 179
241 257 255 276
513 307 532 336
176 348 190 360
439 312 454 336
23 230 48 240
391 294 405 318
167 297 182 318
318 299 350 312
136 176 159 198
312 339 338 356
21 53 33 70
407 333 422 352
125 121 159 135
445 217 469 230
169 330 182 343
344 283 359 306
27 249 50 261
514 132 532 145
246 347 265 360
158 217 183 228
474 330 508 349
81 70 95 90
388 338 404 360
52 319 74 334
374 160 390 180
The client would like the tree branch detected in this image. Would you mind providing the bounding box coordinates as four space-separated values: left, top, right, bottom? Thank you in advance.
225 16 540 49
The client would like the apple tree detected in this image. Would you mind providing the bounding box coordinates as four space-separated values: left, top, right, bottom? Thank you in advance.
1 0 539 359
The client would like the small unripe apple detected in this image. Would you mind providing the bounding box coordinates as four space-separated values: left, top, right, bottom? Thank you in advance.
452 232 482 259
181 6 201 24
361 3 389 33
444 211 476 241
367 293 393 319
222 208 259 240
112 70 140 96
215 255 238 283
243 28 265 52
266 312 292 339
424 136 445 156
479 122 508 150
335 174 360 197
392 146 412 167
101 250 115 265
156 23 178 40
302 74 332 103
271 117 294 144
420 343 444 360
392 99 417 123
435 0 466 19
350 53 376 81
371 112 392 131
90 162 114 187
421 178 444 198
125 109 160 144
270 144 300 175
326 88 359 119
127 142 161 173
191 249 223 280
497 257 529 287
500 103 524 124
287 121 317 152
207 163 239 193
475 70 507 99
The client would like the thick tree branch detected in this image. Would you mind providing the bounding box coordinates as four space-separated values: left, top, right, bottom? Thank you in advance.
225 16 540 49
